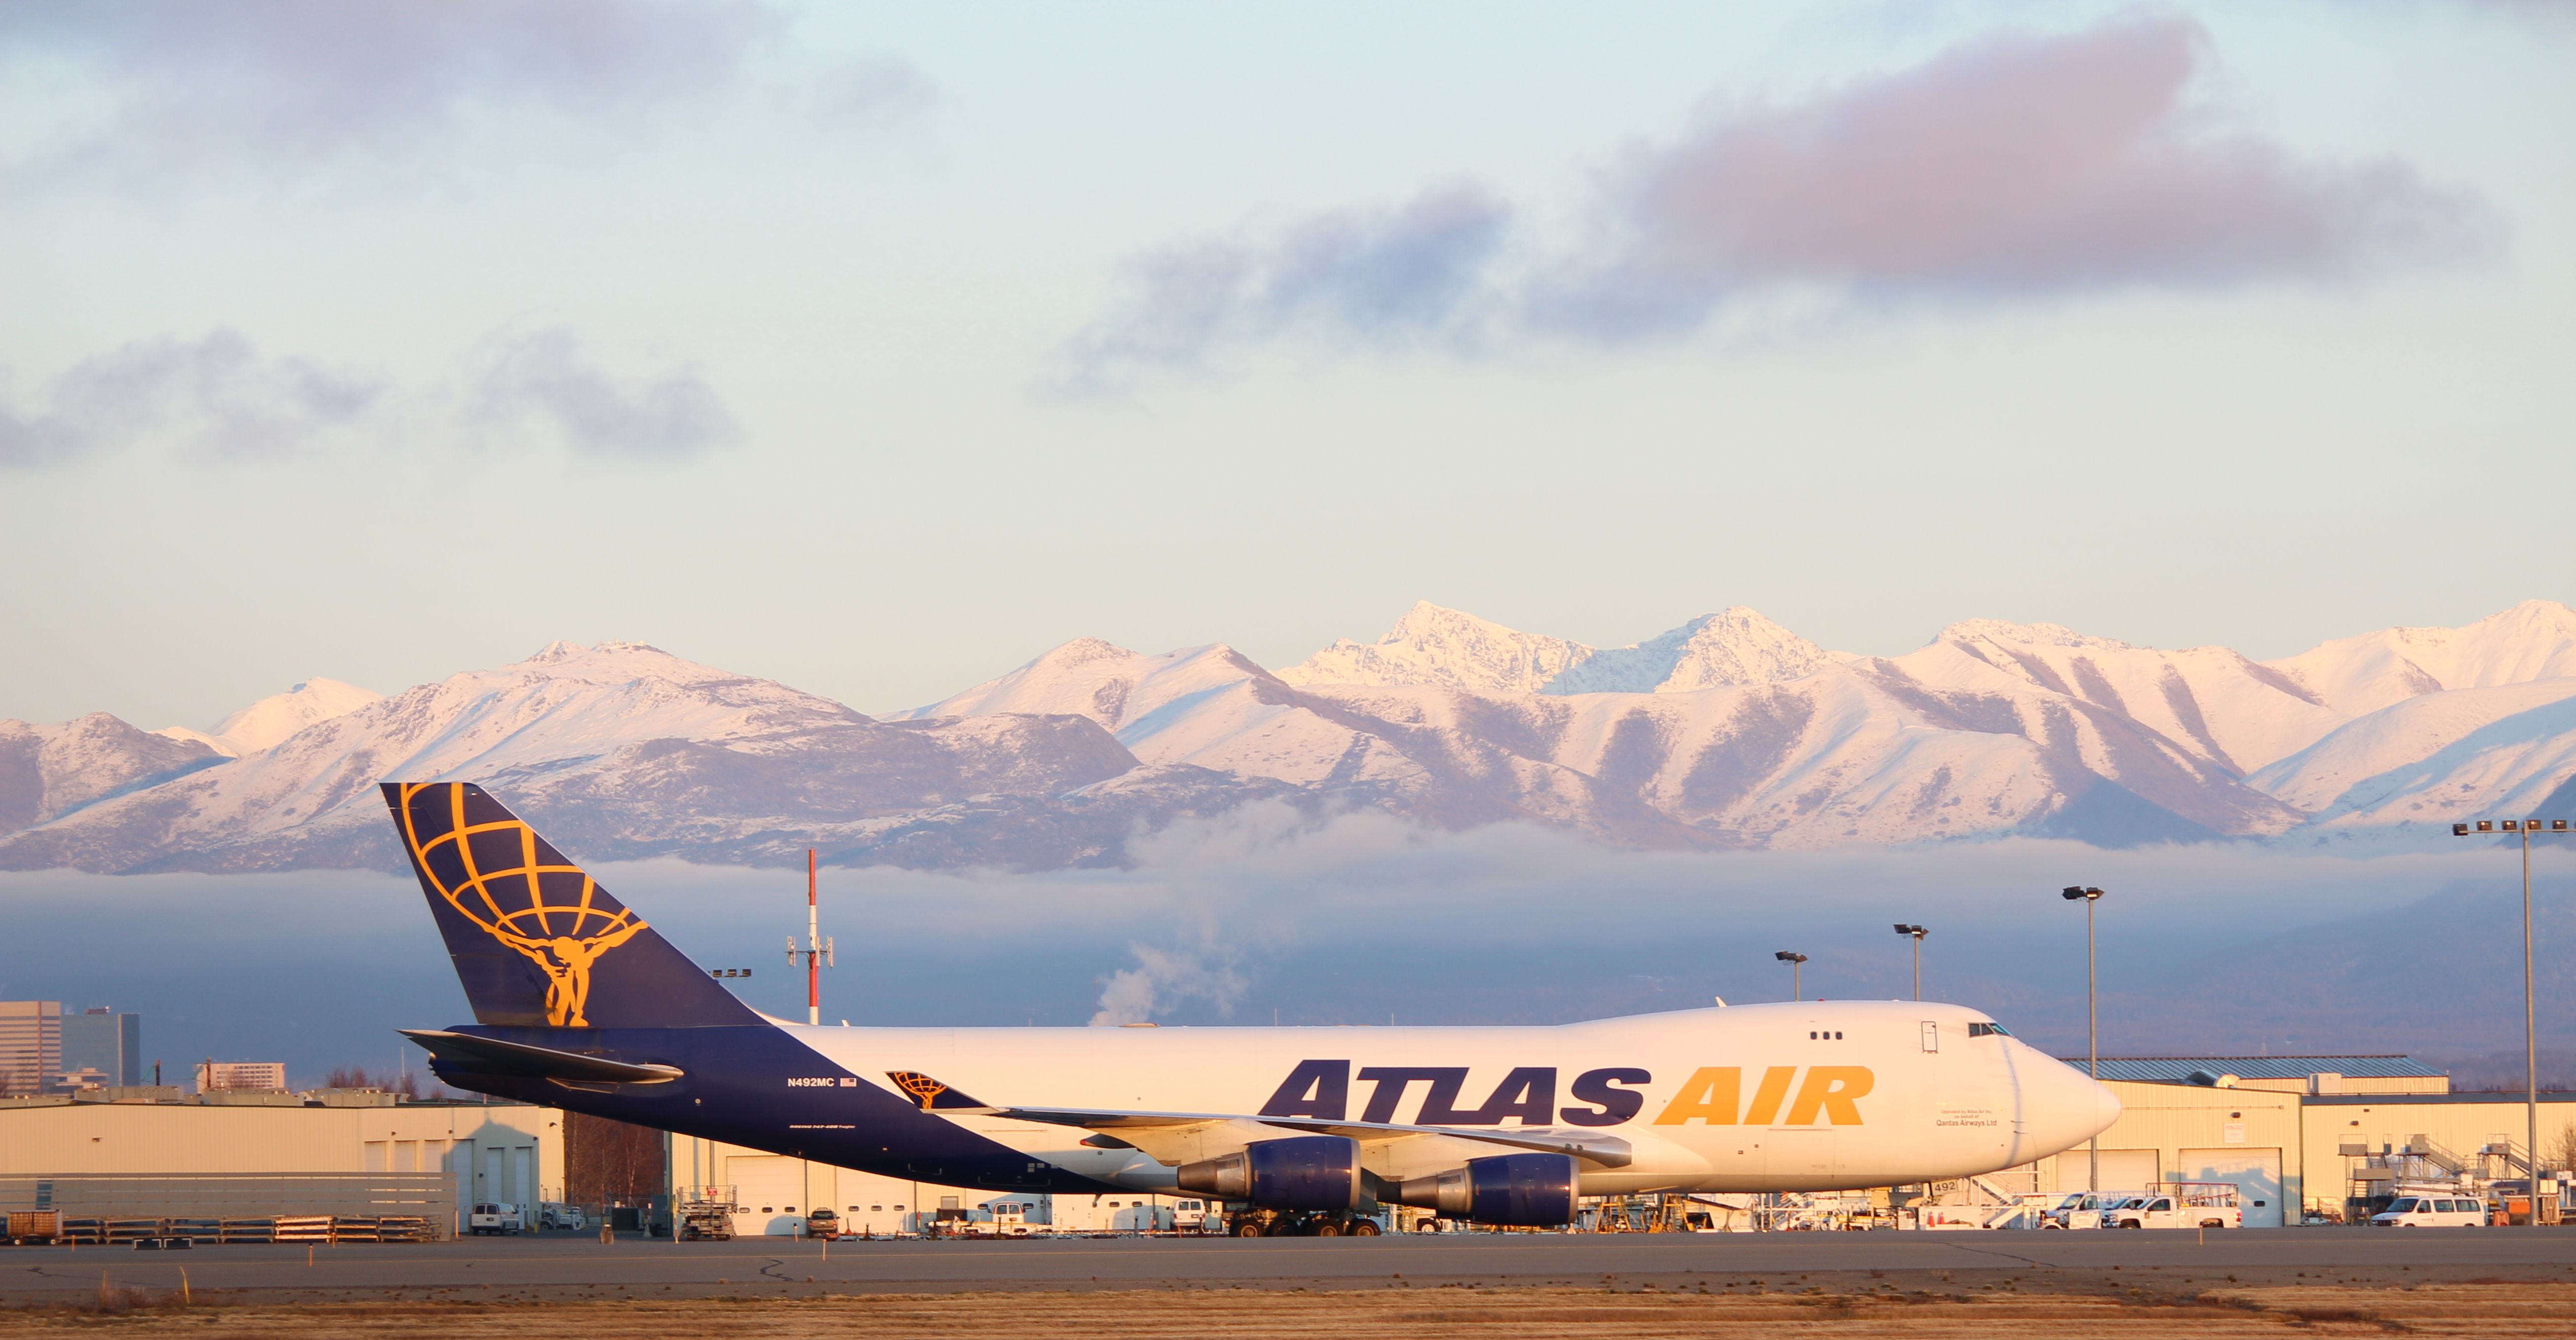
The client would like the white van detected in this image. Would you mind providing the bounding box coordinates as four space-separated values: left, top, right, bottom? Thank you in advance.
2369 1194 2488 1227
468 1202 523 1235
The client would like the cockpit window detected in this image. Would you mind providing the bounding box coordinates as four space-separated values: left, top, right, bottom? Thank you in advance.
1967 1021 2011 1037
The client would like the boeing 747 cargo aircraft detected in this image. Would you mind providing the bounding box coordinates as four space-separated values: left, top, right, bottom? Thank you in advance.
388 782 2118 1232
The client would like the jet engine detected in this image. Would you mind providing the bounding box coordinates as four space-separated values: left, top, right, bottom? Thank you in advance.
1176 1136 1361 1211
1392 1152 1580 1227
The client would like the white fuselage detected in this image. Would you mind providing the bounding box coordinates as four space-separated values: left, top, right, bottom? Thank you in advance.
789 1000 2119 1194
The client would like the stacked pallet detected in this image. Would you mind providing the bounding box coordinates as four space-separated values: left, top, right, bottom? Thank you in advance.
271 1215 332 1243
217 1218 276 1244
105 1218 164 1244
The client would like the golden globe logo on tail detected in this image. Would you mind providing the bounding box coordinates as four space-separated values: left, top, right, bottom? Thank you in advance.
390 781 650 1028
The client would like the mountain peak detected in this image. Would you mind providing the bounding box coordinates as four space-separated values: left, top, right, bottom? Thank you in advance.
1030 636 1141 670
1279 603 1591 694
528 638 669 663
1548 607 1832 695
155 676 385 758
1937 619 2133 652
2265 600 2576 717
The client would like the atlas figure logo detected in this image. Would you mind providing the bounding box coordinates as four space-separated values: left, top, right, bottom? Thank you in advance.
1258 1062 1873 1127
390 781 650 1028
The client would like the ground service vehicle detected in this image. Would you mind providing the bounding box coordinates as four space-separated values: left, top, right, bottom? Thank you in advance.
2044 1191 2120 1228
538 1202 585 1231
467 1203 522 1235
386 784 2121 1233
677 1186 738 1241
978 1200 1040 1236
2105 1182 2239 1229
2040 1190 2102 1232
2370 1194 2488 1227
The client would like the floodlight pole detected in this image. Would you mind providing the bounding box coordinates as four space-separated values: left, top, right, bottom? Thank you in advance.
1774 951 1807 1002
2457 818 2569 1220
2063 887 2104 1194
1893 924 1927 1002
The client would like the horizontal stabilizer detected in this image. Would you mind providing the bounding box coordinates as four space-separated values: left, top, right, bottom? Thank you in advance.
402 1029 684 1085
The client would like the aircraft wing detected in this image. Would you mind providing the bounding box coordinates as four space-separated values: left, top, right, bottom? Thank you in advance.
993 1104 1633 1168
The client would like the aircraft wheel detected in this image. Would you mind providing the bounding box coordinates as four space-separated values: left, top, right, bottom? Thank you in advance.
1349 1219 1381 1237
1313 1219 1343 1237
1232 1219 1263 1238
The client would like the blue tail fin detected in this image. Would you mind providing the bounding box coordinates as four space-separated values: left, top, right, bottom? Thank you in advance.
381 782 761 1029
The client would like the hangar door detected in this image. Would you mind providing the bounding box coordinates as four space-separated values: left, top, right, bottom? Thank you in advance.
2072 1148 2162 1194
2178 1147 2284 1228
727 1156 811 1237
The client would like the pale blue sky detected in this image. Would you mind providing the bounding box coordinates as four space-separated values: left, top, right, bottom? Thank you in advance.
5 0 2571 730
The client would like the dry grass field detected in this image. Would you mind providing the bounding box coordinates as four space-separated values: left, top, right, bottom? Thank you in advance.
6 1282 2576 1338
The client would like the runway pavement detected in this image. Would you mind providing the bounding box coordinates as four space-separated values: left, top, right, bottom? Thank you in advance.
11 1227 2576 1305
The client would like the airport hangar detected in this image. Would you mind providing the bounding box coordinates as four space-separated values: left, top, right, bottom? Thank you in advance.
4 1055 2565 1235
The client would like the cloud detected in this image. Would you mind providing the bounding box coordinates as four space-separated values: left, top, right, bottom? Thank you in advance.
1090 942 1248 1026
810 53 938 128
0 0 781 187
463 326 741 458
1 325 738 468
632 804 2504 1046
1064 185 1513 389
0 329 384 466
1064 14 2498 372
1538 14 2498 338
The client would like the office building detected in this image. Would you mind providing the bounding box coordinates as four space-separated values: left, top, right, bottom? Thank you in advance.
0 1002 61 1096
194 1061 288 1094
59 1008 140 1090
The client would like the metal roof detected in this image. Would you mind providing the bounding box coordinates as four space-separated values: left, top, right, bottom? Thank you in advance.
2058 1055 2446 1083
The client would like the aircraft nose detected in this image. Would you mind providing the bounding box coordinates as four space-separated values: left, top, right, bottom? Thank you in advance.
2017 1047 2122 1159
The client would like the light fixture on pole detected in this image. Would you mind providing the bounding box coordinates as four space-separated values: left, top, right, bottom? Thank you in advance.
1892 924 1927 1002
2062 885 2104 1194
1774 950 1807 1002
2452 816 2568 1221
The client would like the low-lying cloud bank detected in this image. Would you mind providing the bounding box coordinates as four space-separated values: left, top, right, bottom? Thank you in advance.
6 807 2560 1083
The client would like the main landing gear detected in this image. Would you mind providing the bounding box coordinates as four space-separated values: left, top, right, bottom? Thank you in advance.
1226 1208 1384 1237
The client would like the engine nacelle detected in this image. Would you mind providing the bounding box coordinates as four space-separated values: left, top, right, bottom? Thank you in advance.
1393 1153 1579 1227
1176 1136 1361 1211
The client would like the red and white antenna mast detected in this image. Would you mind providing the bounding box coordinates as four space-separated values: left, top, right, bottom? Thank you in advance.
787 848 833 1025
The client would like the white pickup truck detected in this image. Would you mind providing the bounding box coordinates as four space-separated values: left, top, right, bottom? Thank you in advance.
2103 1182 2240 1230
2043 1191 2125 1229
468 1202 524 1235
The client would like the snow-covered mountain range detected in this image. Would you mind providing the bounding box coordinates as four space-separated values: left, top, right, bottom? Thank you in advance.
5 603 2574 874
